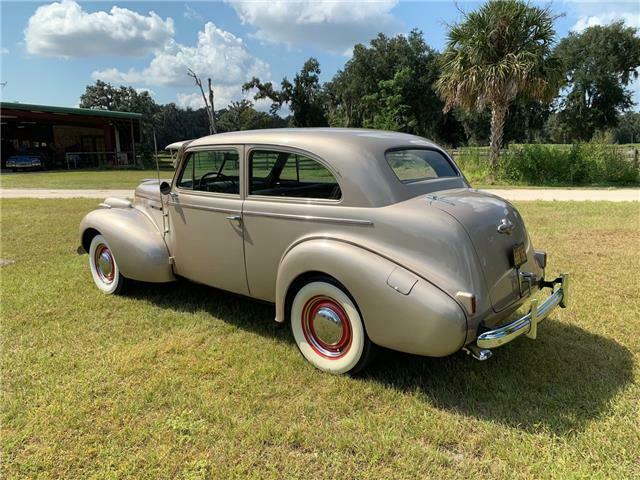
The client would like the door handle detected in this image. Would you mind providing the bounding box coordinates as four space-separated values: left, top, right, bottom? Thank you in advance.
226 215 242 222
169 192 179 199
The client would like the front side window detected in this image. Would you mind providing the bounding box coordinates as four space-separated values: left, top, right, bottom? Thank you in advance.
178 149 239 194
249 150 341 200
385 149 458 184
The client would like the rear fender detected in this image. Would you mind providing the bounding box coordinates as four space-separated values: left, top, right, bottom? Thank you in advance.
276 238 467 357
79 206 175 283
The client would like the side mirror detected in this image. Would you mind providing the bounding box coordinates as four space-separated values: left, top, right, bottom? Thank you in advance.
159 181 171 195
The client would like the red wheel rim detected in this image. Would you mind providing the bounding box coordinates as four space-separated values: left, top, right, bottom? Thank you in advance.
301 295 352 359
94 244 115 284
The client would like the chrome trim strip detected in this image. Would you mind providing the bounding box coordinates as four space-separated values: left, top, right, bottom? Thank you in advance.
476 273 569 349
135 193 162 202
167 201 239 215
242 210 373 226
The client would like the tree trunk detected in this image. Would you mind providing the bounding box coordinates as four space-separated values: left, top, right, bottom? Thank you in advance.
489 102 508 179
208 78 216 134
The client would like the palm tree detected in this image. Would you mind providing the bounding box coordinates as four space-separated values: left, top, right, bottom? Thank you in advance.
436 0 561 175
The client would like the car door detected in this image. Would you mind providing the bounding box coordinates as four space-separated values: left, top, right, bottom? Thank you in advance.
242 147 345 302
167 145 248 295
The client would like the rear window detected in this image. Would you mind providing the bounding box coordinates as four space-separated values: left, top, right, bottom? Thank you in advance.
385 149 458 183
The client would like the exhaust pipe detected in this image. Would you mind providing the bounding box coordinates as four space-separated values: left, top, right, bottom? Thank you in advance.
463 344 493 361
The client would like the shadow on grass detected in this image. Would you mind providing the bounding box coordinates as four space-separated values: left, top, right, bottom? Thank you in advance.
129 279 633 436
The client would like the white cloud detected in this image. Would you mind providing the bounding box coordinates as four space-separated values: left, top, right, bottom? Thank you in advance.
93 23 269 86
135 87 156 97
571 11 640 32
0 48 8 55
184 5 204 22
24 0 174 57
177 86 241 110
226 0 400 53
93 22 270 109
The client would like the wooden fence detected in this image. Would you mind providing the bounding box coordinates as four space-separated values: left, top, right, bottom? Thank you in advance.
450 145 639 167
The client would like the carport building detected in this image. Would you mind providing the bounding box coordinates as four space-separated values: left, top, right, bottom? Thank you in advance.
0 102 142 169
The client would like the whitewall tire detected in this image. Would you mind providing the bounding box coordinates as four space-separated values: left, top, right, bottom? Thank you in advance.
89 234 126 294
291 279 374 374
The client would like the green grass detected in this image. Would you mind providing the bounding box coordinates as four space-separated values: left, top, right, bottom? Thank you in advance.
0 169 173 190
1 200 639 478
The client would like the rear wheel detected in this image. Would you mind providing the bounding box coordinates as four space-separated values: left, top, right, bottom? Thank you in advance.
88 234 127 294
290 278 375 374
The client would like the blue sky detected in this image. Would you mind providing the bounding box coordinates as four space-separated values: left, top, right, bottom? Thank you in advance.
1 1 638 111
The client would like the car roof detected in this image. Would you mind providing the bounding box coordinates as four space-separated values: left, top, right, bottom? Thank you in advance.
188 128 440 159
185 128 465 207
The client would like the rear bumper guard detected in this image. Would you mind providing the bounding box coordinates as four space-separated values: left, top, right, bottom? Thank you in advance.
464 273 569 359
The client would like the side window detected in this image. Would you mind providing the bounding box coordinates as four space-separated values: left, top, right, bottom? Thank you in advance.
250 150 341 200
178 149 240 194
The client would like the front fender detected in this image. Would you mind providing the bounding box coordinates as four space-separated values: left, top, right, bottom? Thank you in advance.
79 206 175 283
276 238 467 357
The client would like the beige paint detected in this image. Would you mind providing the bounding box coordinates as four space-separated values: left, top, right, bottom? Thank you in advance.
80 128 551 357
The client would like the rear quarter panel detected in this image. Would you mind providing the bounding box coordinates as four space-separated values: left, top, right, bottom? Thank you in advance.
276 238 468 357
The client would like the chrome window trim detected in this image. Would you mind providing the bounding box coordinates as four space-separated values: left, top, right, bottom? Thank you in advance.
242 210 373 226
384 146 462 184
245 144 344 205
175 146 243 199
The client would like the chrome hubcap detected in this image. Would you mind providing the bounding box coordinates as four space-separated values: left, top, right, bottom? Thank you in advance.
95 245 115 283
302 296 352 359
312 307 344 345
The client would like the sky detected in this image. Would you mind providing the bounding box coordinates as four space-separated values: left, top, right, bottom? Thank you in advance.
1 0 639 112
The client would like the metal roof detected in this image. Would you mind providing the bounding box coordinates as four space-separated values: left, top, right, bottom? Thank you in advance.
0 101 143 120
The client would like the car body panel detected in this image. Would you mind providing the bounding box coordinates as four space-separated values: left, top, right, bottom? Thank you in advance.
79 206 174 283
275 238 468 356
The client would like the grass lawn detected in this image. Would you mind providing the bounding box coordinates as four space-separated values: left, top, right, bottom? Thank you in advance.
1 199 639 478
0 169 172 190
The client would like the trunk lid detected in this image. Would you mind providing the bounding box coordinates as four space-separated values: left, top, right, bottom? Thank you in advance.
427 188 536 312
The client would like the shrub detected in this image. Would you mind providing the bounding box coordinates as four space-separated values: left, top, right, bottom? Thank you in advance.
496 143 638 185
454 147 492 183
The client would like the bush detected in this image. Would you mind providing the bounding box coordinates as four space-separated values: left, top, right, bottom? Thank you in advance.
454 147 492 183
497 143 638 185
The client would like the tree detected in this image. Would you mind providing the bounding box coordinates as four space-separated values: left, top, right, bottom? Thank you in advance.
610 112 640 144
243 58 328 127
553 21 640 141
453 96 552 145
153 103 211 148
436 0 561 172
80 80 158 117
326 31 457 143
217 100 287 132
187 68 216 134
80 80 160 159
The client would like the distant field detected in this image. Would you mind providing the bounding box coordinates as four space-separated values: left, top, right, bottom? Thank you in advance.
0 169 173 189
1 199 639 478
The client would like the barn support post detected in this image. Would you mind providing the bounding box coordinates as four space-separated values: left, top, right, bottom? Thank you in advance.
130 119 138 168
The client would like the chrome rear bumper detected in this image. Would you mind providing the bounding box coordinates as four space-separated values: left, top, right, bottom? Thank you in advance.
466 273 569 358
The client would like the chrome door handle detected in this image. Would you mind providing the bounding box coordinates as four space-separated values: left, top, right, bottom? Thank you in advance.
169 192 179 199
226 215 241 222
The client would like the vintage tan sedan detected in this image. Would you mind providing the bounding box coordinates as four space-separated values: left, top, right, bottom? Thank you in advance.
79 129 569 374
